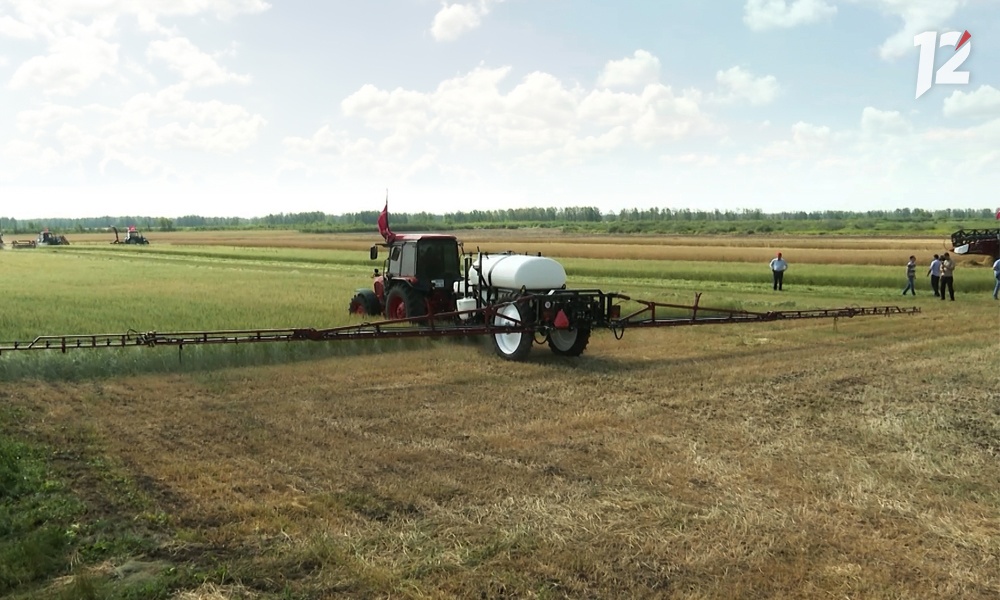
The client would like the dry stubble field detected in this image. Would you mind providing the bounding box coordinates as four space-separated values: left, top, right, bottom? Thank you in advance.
3 229 1000 599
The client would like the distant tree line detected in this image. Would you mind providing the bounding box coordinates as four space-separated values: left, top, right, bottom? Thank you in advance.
610 207 994 221
0 207 996 235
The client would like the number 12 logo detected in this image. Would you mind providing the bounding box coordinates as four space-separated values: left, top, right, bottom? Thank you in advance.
914 30 971 99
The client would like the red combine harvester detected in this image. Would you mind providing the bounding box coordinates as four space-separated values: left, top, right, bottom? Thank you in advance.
950 228 1000 262
0 205 920 362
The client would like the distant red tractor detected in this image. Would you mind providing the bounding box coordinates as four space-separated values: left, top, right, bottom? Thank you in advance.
349 233 463 320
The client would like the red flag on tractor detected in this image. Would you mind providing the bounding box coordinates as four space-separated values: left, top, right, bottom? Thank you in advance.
377 201 395 242
995 207 1000 220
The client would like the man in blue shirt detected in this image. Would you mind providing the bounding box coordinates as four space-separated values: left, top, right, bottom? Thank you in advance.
927 254 941 297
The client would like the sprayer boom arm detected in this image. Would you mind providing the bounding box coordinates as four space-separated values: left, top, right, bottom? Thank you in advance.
0 293 919 358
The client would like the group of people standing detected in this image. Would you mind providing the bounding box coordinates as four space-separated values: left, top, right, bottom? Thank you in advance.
900 252 1000 299
768 251 1000 300
920 254 957 300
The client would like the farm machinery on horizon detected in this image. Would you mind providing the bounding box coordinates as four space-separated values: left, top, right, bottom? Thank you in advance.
6 229 70 249
111 226 150 245
0 207 920 362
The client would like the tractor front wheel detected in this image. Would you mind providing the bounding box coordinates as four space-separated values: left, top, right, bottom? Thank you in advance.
491 297 533 361
547 328 591 357
385 286 427 321
348 289 381 317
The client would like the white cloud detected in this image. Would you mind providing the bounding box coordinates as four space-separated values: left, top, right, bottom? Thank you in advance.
861 0 964 60
287 62 719 181
431 3 482 41
743 0 836 31
128 84 266 153
711 66 779 105
759 120 834 160
9 32 120 95
738 103 1000 195
2 139 65 174
3 83 265 181
15 104 85 132
660 153 721 168
2 0 267 95
597 50 661 88
431 0 505 42
0 14 36 39
791 121 832 146
860 107 911 136
942 86 1000 119
147 37 251 86
0 0 270 28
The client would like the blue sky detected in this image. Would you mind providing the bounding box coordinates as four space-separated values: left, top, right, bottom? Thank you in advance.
1 0 999 219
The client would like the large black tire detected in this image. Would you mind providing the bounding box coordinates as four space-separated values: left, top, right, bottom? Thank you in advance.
491 296 533 361
348 289 381 317
547 328 591 357
384 285 427 321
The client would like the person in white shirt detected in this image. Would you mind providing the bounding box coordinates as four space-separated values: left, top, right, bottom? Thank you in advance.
992 256 1000 300
939 252 955 301
769 252 788 291
927 254 941 297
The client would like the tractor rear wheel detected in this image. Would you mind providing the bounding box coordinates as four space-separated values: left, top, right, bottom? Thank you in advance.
547 328 591 357
491 296 533 361
385 286 427 321
348 289 381 316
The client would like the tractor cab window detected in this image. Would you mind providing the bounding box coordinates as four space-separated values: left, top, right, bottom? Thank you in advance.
416 239 460 281
388 243 416 278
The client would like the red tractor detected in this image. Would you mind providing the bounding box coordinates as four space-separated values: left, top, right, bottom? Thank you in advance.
348 233 463 320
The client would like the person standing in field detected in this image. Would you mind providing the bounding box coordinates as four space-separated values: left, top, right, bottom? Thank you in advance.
902 255 916 296
992 256 1000 300
927 254 941 297
939 252 955 301
769 252 788 291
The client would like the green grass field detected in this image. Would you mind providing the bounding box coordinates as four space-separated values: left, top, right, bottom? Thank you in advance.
1 233 999 599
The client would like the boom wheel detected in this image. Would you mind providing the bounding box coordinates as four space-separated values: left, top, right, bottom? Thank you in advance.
491 296 533 361
547 328 591 357
385 286 427 321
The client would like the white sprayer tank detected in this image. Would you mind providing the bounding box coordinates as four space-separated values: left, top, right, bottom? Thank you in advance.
475 254 566 290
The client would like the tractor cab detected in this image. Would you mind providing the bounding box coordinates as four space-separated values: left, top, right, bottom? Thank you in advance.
36 230 69 245
124 227 149 245
112 226 149 245
385 236 461 286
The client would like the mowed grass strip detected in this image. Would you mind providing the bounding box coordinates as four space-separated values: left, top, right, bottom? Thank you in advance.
3 311 998 598
60 228 974 265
